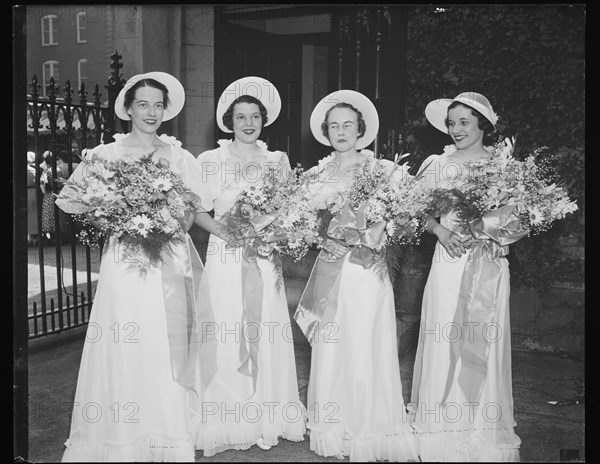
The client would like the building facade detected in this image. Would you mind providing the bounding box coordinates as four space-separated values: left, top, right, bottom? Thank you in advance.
22 3 586 357
25 5 406 166
26 5 111 97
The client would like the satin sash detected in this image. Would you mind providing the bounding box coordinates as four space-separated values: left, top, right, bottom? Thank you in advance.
294 249 345 346
442 204 529 406
249 212 279 236
238 242 264 397
160 234 217 397
328 202 387 269
219 211 280 397
294 202 387 346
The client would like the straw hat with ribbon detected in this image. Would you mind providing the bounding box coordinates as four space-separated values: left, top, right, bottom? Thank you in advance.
425 91 498 134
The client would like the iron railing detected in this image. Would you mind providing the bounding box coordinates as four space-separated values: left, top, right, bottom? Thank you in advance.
26 51 125 339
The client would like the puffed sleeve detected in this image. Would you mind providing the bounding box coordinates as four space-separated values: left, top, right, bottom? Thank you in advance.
194 149 220 212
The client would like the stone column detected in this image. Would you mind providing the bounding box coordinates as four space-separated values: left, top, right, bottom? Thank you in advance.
180 5 215 157
110 5 144 76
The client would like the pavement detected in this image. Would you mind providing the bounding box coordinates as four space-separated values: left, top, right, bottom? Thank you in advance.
23 243 585 462
25 319 584 462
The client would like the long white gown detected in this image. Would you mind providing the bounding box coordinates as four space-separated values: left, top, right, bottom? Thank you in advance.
60 134 207 462
410 147 521 461
191 139 306 456
295 151 419 462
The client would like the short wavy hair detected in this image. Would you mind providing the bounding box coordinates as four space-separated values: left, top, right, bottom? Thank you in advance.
320 103 367 140
123 78 170 110
222 95 269 131
445 101 496 144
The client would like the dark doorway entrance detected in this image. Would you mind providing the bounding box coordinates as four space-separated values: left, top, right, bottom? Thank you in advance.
214 5 409 166
215 6 340 167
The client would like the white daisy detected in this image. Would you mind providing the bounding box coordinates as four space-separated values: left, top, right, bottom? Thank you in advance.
131 214 152 237
528 206 545 226
152 177 173 192
248 191 266 206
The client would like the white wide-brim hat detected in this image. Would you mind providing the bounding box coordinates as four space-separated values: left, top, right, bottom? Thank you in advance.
310 89 379 150
216 76 282 133
115 72 185 122
425 91 498 134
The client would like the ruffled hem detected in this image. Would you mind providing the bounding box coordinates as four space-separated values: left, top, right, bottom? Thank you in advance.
62 434 195 462
415 430 521 462
308 427 419 462
192 414 307 457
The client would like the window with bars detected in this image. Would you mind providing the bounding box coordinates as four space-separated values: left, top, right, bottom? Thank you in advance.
41 15 58 46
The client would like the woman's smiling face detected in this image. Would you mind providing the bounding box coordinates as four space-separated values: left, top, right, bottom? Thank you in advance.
127 86 166 134
447 104 484 151
232 102 263 144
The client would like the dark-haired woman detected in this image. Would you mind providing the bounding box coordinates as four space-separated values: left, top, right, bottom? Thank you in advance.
410 92 521 461
191 76 306 456
58 72 213 462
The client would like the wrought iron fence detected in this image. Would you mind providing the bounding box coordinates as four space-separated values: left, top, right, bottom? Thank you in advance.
26 51 125 339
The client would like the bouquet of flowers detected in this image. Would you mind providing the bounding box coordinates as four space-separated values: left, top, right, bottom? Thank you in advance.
55 150 203 270
294 161 348 243
428 138 579 239
221 162 322 262
270 168 326 261
334 152 429 250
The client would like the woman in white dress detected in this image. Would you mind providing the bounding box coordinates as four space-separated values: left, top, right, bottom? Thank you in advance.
57 72 216 462
294 90 419 462
410 92 521 461
191 76 306 456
